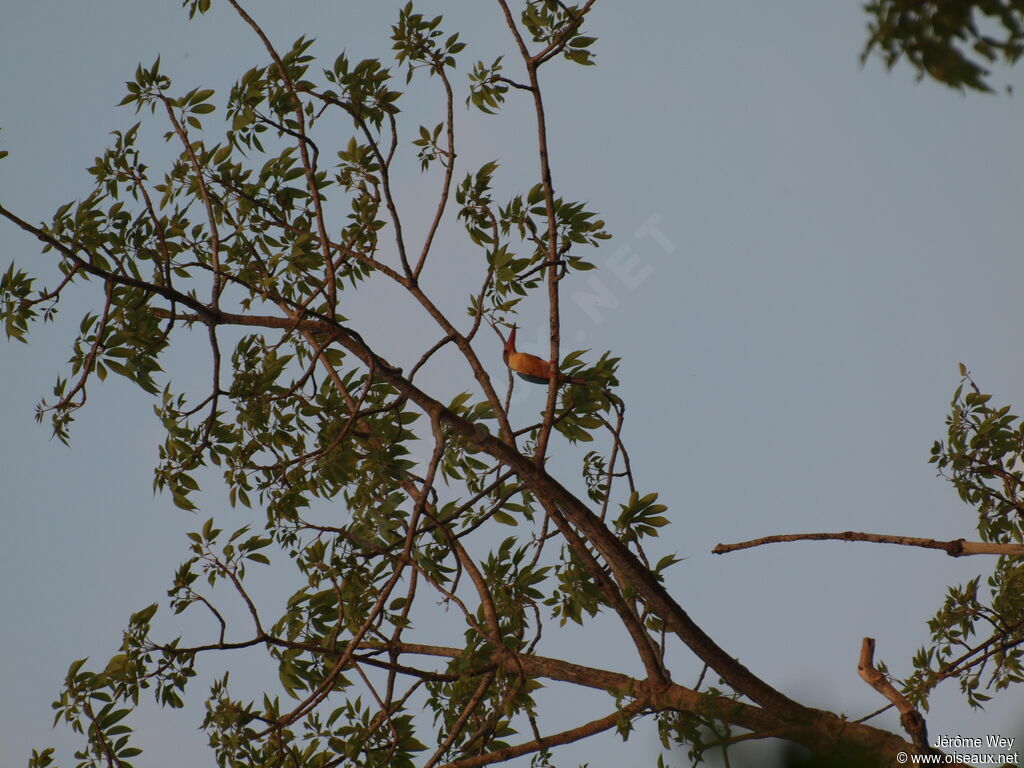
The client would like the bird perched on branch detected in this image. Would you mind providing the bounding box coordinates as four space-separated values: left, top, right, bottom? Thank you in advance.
502 324 587 386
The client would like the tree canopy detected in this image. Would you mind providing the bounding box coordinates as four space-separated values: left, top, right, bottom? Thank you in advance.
1 2 1023 767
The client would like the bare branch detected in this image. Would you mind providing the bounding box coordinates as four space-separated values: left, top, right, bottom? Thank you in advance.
713 531 1024 557
858 638 939 757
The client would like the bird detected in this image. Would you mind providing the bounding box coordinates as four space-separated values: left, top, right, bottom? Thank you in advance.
502 324 587 386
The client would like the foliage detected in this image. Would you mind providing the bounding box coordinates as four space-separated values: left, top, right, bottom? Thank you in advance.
903 369 1024 710
2 2 1022 767
862 0 1024 92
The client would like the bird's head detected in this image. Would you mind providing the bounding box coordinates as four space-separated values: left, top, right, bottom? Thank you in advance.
502 323 518 363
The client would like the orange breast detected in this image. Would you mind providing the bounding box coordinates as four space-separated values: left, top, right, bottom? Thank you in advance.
507 351 551 380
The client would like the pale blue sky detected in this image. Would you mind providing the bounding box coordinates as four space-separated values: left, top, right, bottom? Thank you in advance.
2 2 1023 765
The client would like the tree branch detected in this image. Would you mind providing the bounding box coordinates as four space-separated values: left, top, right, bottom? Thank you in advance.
858 638 940 757
713 531 1024 557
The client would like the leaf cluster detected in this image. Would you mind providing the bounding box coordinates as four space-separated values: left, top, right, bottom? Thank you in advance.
863 0 1024 92
902 368 1024 710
